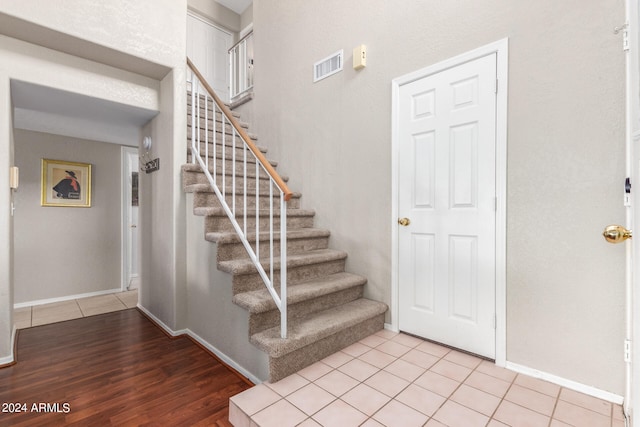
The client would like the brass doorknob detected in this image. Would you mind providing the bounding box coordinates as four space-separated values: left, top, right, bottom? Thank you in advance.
603 225 632 244
398 218 411 226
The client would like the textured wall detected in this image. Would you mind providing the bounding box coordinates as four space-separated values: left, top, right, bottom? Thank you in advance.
0 0 184 68
250 0 626 394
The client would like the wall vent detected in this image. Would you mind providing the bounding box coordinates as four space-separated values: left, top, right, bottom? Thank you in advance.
314 50 344 82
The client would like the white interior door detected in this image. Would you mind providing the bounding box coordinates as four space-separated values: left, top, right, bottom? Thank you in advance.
187 13 232 102
398 53 498 358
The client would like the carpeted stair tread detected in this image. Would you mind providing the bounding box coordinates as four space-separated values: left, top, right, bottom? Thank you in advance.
250 298 388 358
207 227 329 244
218 248 347 275
233 272 366 313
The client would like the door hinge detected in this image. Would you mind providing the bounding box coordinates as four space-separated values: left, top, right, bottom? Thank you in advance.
615 23 630 51
625 339 632 363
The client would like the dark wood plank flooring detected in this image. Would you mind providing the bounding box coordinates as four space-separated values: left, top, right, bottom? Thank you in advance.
0 309 252 426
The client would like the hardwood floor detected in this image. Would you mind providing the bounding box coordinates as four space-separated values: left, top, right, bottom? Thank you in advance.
0 309 252 426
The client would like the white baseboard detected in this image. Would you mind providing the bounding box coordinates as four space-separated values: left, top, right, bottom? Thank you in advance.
14 288 123 309
384 322 399 332
186 329 260 385
506 361 624 405
0 325 17 366
136 304 260 385
0 355 13 366
135 304 186 337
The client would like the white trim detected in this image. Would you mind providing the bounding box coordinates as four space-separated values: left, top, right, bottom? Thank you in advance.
186 9 234 37
506 361 624 405
135 304 186 337
391 38 509 365
0 325 17 366
121 146 138 291
628 0 640 423
136 304 260 384
186 329 260 385
13 288 122 309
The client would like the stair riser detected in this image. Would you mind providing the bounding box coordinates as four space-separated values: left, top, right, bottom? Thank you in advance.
188 128 258 144
194 197 288 217
183 159 276 179
183 168 275 189
247 285 365 336
187 142 266 159
186 107 240 121
194 191 301 211
216 234 329 262
205 215 314 234
188 120 246 136
186 93 233 111
231 259 346 294
187 156 276 176
267 313 386 382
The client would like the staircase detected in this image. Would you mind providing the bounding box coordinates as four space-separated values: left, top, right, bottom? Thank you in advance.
182 62 388 383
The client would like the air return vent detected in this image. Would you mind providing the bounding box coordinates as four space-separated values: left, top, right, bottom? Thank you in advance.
314 50 344 82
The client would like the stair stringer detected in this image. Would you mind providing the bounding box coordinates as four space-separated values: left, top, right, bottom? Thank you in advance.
186 192 269 382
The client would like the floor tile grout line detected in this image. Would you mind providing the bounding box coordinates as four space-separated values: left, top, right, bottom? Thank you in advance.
485 368 519 425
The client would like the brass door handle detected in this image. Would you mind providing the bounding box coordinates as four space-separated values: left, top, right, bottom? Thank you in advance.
398 218 411 226
603 225 632 243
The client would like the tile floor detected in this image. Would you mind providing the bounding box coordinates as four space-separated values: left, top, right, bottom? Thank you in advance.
13 290 138 329
230 329 625 427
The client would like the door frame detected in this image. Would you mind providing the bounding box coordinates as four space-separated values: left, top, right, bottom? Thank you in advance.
121 146 138 291
627 0 640 421
391 38 509 366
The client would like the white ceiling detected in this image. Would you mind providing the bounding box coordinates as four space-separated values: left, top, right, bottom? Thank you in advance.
216 0 252 14
11 80 158 146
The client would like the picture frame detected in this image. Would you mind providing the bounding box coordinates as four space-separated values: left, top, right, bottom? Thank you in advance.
41 159 92 207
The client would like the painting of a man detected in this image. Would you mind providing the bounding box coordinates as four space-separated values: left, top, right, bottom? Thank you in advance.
52 170 81 199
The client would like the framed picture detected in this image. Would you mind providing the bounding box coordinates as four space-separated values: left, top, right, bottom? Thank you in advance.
41 159 92 207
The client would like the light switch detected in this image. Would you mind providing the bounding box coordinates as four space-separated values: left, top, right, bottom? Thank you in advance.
353 45 366 70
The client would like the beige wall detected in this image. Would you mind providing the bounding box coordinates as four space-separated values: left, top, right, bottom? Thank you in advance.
13 130 122 303
240 4 253 31
247 0 626 394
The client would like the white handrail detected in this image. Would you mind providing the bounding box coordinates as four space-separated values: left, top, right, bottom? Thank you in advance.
188 59 288 339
